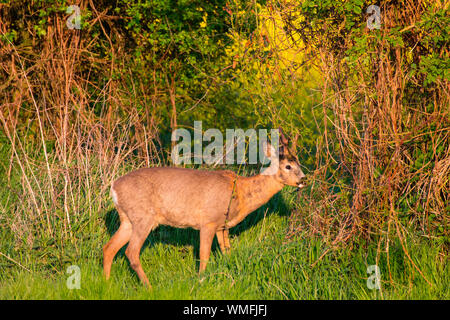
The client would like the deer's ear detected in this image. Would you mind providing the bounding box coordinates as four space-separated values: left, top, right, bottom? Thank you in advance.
278 127 289 146
263 141 277 159
292 132 299 151
279 144 286 158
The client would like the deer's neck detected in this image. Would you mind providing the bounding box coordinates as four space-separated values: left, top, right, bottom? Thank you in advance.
227 173 284 227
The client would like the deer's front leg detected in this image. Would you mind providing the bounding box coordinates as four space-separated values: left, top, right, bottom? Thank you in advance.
199 224 216 272
216 229 231 254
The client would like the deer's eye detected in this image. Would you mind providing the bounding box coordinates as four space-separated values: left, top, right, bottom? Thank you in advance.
285 165 292 170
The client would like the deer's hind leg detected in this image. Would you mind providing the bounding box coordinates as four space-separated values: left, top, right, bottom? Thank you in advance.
103 207 132 280
125 213 158 288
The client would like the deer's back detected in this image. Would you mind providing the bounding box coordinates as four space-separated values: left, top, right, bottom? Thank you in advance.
111 167 236 229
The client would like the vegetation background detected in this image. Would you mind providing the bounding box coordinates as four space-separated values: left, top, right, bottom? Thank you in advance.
0 0 448 299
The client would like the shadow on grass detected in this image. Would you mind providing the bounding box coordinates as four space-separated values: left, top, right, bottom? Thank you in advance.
104 191 291 275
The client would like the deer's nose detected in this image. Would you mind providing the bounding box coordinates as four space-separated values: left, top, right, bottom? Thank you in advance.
297 173 306 188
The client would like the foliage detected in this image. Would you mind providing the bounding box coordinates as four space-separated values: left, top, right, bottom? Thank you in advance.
280 0 449 248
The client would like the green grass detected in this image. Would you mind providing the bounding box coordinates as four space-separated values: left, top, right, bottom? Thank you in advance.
0 190 448 300
0 137 447 299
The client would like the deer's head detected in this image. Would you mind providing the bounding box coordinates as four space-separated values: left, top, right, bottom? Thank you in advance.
263 128 306 188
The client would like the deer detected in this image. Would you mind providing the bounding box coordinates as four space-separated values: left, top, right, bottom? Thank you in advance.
103 128 306 287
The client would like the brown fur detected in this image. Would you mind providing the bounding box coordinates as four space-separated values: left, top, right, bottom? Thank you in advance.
103 131 305 287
